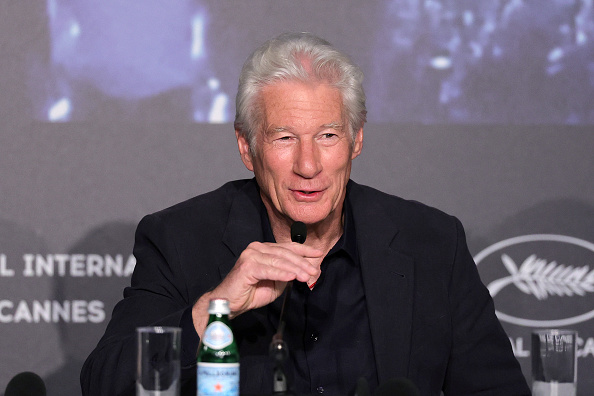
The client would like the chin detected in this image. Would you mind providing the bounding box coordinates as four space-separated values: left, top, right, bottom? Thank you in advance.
288 210 331 226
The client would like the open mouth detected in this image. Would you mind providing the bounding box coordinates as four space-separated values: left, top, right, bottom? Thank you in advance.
291 189 323 199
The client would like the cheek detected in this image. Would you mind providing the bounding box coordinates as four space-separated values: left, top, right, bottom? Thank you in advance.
325 151 352 173
254 161 284 197
260 146 290 167
271 150 294 166
261 153 294 185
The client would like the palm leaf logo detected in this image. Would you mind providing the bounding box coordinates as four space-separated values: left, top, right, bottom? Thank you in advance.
486 254 594 300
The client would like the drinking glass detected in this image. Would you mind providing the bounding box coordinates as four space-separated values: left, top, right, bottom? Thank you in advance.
531 329 577 396
137 326 182 396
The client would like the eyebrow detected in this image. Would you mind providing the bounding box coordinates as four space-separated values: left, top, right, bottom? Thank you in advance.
322 122 344 130
266 122 344 134
269 126 289 133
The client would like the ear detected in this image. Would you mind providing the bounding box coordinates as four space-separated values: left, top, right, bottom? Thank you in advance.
235 130 254 172
351 127 364 160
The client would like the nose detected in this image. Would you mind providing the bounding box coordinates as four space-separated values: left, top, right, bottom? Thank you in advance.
293 139 322 178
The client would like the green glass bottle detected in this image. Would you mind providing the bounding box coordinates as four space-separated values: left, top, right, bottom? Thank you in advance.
197 298 240 396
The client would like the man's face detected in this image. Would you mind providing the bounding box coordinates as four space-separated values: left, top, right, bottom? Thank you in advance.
236 81 363 229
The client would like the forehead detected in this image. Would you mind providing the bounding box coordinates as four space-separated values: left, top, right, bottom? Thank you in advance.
260 81 343 128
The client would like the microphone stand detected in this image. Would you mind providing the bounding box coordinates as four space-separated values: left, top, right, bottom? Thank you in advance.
270 281 293 395
269 221 306 395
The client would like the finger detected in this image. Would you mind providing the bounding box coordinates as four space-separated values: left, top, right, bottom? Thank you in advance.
265 241 325 258
254 253 317 283
245 263 304 283
230 249 307 284
256 243 324 270
252 246 320 277
245 242 320 269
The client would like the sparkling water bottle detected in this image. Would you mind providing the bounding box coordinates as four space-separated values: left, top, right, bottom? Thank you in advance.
197 299 239 396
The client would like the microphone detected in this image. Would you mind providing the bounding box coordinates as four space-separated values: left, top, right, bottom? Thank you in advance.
277 221 307 340
4 372 46 396
374 378 420 396
291 221 316 289
290 221 307 244
269 222 307 395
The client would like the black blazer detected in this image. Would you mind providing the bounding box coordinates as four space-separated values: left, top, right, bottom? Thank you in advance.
81 179 529 396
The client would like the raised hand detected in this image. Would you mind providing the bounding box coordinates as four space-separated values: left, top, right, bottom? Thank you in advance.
192 241 322 337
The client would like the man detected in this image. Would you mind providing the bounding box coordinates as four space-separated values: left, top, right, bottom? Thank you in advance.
81 32 530 395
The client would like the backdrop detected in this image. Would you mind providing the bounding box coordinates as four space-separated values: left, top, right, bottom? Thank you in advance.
1 1 593 395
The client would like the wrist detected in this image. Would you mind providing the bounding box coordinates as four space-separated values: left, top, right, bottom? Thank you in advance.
192 292 213 338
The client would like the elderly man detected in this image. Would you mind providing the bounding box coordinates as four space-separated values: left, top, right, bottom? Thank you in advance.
81 32 530 395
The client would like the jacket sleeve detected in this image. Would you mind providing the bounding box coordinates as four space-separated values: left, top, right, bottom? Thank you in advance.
442 217 530 395
80 213 201 396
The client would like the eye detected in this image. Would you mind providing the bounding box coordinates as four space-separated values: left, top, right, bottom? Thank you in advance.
271 134 296 146
316 132 342 147
275 135 295 144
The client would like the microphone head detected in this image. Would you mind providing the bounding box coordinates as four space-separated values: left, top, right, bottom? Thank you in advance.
290 221 307 244
374 378 419 396
5 372 47 396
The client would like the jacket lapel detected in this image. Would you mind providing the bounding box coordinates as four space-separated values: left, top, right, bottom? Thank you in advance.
220 180 264 277
350 183 415 383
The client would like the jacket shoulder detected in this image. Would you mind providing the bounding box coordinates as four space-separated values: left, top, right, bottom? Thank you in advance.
348 181 462 255
150 179 250 221
349 181 455 227
134 179 253 247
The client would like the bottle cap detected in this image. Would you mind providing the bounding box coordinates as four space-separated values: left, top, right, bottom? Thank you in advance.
208 298 230 315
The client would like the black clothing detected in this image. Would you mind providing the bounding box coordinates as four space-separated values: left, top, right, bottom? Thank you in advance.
81 179 530 396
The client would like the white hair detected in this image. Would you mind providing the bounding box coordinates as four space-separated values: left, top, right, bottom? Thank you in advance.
234 32 366 153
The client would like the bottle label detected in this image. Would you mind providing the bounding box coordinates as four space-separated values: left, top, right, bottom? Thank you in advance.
203 321 234 349
197 362 240 396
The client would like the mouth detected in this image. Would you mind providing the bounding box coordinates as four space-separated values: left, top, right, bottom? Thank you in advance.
290 188 324 200
297 190 318 195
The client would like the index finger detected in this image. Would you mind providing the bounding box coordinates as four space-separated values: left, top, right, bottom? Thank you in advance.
268 241 325 258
